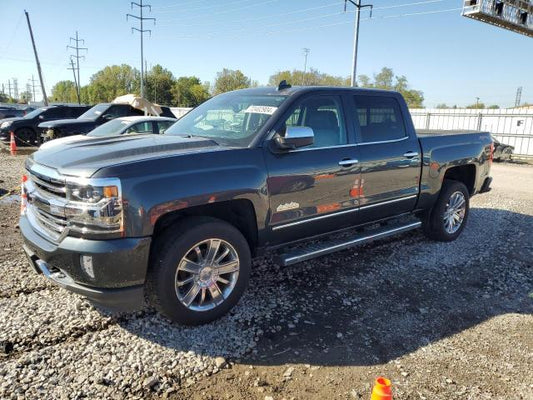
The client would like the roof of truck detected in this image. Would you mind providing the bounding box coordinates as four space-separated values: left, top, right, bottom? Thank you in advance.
230 86 399 97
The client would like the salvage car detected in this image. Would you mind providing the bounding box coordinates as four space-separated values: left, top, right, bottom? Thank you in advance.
86 116 176 137
0 105 89 146
38 96 176 141
19 85 493 325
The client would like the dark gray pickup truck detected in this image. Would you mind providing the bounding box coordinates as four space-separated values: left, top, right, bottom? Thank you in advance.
20 85 493 325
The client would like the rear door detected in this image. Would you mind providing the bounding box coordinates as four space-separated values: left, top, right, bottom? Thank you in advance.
263 93 361 244
349 93 421 223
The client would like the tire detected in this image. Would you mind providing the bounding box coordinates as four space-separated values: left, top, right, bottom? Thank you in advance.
146 217 251 325
15 128 36 147
422 180 470 242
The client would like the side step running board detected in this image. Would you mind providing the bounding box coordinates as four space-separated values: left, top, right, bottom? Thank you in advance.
278 220 422 266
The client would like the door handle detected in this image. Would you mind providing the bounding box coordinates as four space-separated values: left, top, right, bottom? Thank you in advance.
338 159 359 166
403 151 419 158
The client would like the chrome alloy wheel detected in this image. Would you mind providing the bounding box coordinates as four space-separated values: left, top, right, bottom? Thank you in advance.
175 239 240 312
443 191 466 234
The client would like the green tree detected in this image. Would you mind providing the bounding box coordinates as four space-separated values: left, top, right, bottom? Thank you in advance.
487 104 500 109
466 102 485 109
357 67 424 108
145 64 175 106
436 103 450 109
87 64 140 103
213 69 252 94
268 69 349 87
172 76 210 107
50 80 78 103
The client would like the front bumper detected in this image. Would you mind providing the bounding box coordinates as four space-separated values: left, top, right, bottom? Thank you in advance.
20 214 151 310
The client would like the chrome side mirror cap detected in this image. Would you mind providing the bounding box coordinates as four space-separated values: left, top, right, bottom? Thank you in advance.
274 126 314 150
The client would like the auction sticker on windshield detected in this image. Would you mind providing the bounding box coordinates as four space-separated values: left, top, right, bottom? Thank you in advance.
244 105 277 115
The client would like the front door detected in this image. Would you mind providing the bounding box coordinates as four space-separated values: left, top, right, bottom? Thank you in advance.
264 94 361 245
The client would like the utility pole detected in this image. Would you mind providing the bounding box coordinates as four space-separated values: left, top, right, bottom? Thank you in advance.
12 78 19 100
127 0 155 99
68 58 81 104
515 86 522 107
67 31 87 103
7 80 12 98
345 0 373 87
24 10 48 105
476 97 480 108
302 48 310 85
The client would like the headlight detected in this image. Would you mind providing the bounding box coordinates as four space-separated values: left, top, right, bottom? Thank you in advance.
64 177 124 237
1 121 12 129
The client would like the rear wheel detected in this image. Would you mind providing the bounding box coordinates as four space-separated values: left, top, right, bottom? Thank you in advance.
423 180 469 242
146 217 251 325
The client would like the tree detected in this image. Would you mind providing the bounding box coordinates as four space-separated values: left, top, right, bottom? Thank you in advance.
436 103 450 109
268 69 349 87
145 64 175 106
466 102 485 109
87 64 140 103
357 67 424 108
172 76 210 107
50 80 78 103
213 69 252 94
19 91 32 103
487 105 500 109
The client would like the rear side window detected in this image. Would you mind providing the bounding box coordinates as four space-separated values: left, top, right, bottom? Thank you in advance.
157 121 175 134
353 96 406 143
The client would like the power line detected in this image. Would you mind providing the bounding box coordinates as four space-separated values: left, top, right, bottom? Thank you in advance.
67 31 87 103
127 0 156 99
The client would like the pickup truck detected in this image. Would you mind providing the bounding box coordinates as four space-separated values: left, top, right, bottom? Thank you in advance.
38 103 176 141
19 85 493 325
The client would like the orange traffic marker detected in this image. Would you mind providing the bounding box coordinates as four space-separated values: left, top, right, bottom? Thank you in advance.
371 376 392 400
9 131 17 155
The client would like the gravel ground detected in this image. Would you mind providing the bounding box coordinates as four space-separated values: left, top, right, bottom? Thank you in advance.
0 151 531 399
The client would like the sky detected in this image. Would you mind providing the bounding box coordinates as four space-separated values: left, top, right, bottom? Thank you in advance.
0 0 531 108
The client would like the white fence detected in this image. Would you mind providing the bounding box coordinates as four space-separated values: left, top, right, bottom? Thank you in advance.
410 108 533 158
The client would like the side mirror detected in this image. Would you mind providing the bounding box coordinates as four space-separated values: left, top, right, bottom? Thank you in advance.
274 126 314 150
101 114 113 121
38 115 44 120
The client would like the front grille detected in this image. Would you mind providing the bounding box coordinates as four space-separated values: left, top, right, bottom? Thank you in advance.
32 205 68 235
26 164 68 240
29 170 66 198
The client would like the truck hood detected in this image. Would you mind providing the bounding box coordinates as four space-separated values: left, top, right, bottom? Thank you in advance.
30 134 221 177
38 118 95 129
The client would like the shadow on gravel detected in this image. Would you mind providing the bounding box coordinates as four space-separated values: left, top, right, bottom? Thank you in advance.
116 207 533 366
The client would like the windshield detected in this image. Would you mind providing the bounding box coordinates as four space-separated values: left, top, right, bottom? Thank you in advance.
87 119 130 137
165 92 287 146
78 104 109 120
24 107 47 119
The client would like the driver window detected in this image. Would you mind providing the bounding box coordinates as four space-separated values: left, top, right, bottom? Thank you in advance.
281 95 347 148
125 122 152 134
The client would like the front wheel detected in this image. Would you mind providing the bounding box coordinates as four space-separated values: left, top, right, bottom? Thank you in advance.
423 180 470 242
146 217 251 325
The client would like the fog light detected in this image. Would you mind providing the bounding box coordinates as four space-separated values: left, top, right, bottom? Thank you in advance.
80 255 95 279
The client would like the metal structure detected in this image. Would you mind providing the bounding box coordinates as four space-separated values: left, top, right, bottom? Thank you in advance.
344 0 373 87
515 86 523 107
24 10 48 106
302 48 310 85
127 0 156 99
67 31 87 103
68 58 81 104
462 0 533 38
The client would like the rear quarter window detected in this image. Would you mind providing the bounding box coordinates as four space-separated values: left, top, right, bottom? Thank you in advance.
353 95 407 143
